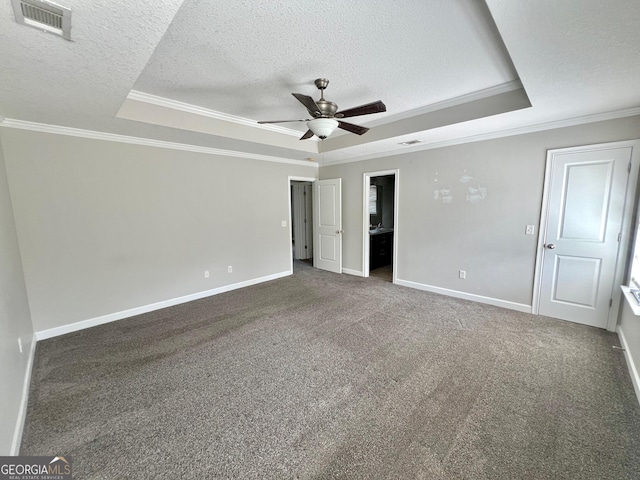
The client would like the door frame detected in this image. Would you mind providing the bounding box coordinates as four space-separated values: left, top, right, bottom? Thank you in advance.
288 175 317 274
531 140 640 331
363 169 400 282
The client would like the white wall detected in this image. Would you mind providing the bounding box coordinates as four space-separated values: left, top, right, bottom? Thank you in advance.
0 133 34 455
1 129 317 333
618 290 640 404
320 116 640 309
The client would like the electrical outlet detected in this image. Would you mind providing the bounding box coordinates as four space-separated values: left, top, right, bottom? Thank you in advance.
228 266 233 273
204 270 209 278
525 225 535 235
459 270 466 279
281 220 287 227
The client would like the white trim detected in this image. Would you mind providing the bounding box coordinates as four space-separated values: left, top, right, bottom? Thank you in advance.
127 84 523 139
621 285 640 315
342 268 364 277
395 278 532 313
0 119 318 168
35 271 290 341
532 139 640 330
320 107 640 166
11 333 37 455
531 150 555 315
363 175 370 278
608 144 640 330
364 80 524 128
289 176 317 181
363 170 399 283
618 326 640 406
127 90 314 139
288 175 317 274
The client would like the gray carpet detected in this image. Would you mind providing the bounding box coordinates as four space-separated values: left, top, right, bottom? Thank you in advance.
21 261 640 479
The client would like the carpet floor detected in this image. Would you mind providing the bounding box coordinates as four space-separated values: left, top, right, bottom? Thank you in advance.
21 261 640 479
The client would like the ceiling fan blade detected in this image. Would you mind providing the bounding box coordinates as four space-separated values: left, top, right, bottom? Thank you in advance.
299 129 314 140
292 93 321 116
257 119 308 124
335 100 386 118
338 121 369 135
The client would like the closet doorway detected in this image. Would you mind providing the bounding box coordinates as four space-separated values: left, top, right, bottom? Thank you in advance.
290 178 314 270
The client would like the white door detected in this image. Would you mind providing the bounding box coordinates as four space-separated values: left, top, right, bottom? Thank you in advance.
313 178 342 273
537 145 632 328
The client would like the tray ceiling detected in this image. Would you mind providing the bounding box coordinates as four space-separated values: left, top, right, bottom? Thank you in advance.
0 0 639 165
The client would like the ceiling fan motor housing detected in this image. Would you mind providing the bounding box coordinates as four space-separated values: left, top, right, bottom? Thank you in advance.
315 99 338 118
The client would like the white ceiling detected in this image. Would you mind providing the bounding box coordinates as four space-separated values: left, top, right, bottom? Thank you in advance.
1 0 639 165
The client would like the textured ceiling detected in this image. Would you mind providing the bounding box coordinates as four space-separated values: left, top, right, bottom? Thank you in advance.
0 0 639 165
133 0 517 124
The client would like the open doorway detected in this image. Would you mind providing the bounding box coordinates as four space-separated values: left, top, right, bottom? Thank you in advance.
289 177 315 272
363 170 399 282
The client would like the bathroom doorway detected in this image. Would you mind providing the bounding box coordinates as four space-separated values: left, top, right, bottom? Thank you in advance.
363 170 398 282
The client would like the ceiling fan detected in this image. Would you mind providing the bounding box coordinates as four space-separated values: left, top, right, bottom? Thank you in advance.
258 78 386 140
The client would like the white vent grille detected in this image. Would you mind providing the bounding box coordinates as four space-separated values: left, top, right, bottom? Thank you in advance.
12 0 71 40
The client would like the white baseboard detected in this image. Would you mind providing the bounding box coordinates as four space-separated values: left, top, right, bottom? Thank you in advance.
395 278 532 313
618 326 640 406
342 268 364 277
11 333 37 455
35 271 291 341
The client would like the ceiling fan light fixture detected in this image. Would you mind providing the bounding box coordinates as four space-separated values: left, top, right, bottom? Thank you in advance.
307 118 338 139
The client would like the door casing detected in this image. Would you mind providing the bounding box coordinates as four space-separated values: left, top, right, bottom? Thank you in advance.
363 169 399 282
291 182 313 260
288 176 317 274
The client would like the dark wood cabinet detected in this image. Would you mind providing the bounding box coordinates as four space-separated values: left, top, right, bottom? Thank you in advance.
370 232 393 270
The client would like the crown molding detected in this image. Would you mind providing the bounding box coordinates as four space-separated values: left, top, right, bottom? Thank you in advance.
0 118 318 167
128 84 523 142
321 106 640 166
361 80 526 129
2 105 638 169
126 90 315 140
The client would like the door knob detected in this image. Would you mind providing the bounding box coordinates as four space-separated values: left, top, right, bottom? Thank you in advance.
545 243 556 249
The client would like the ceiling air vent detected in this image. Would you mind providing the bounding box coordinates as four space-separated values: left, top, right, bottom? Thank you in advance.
12 0 71 40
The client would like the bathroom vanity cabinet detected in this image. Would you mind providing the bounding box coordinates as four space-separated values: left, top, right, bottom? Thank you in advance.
370 231 393 270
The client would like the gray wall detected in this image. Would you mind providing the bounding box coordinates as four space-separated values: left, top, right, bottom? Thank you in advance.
0 134 34 454
321 116 640 307
3 117 640 451
1 129 317 333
